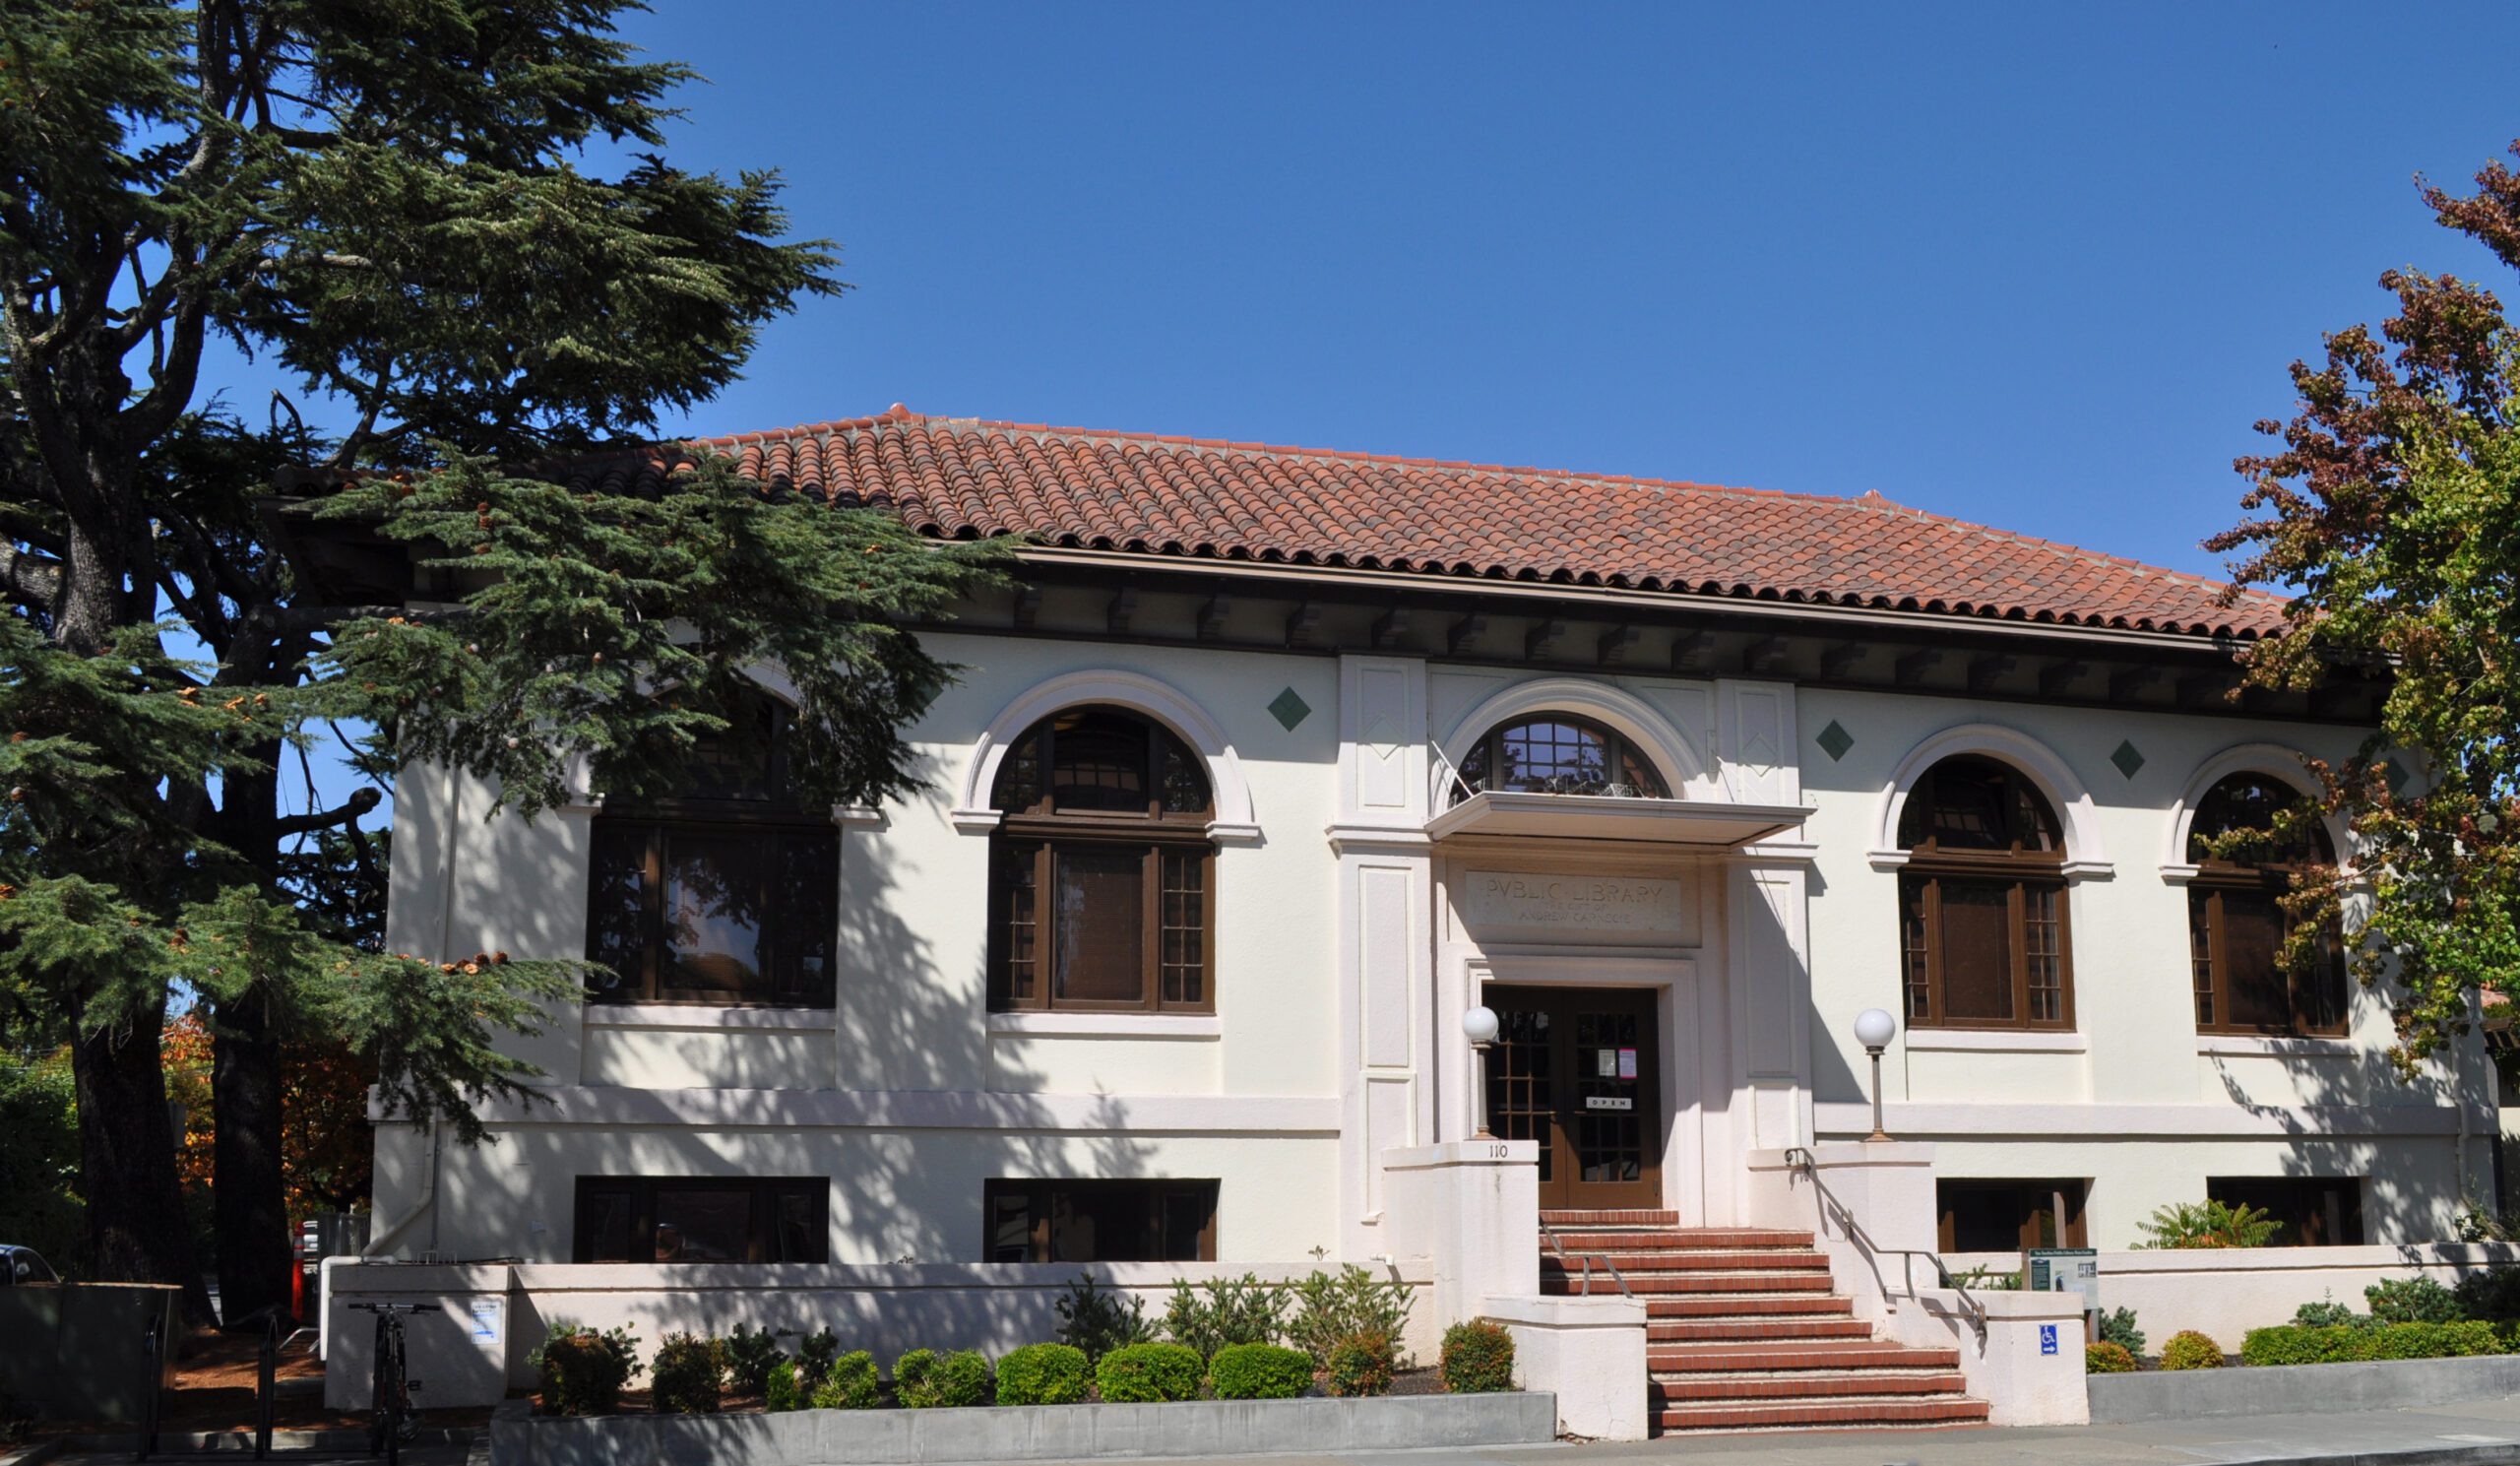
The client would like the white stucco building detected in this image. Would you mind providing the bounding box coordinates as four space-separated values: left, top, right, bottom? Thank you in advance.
305 410 2491 1434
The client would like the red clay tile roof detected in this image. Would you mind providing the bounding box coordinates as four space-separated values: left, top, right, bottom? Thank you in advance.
570 408 2289 640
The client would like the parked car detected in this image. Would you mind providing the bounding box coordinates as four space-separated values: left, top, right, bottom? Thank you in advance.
0 1244 58 1285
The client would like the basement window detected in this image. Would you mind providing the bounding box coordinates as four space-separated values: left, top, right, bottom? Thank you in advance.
1937 1179 2089 1252
983 1179 1218 1263
2207 1176 2365 1246
572 1176 829 1263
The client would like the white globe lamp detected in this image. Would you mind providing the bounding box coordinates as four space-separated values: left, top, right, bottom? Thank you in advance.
1463 1004 1501 1137
1854 1007 1897 1141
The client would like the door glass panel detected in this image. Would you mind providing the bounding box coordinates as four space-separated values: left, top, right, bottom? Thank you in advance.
1486 1003 1554 1183
1572 1008 1646 1184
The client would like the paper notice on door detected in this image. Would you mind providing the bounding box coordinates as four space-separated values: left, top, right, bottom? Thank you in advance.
1618 1048 1637 1079
1596 1049 1616 1077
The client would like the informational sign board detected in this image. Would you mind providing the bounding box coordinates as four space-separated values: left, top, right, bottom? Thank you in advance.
2026 1247 2101 1311
467 1297 503 1343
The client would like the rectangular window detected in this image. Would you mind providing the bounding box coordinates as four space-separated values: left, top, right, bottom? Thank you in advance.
585 820 838 1006
571 1177 829 1262
2207 1176 2364 1246
1900 871 2072 1031
2190 884 2349 1038
979 1179 1219 1262
1936 1179 2089 1252
990 839 1213 1014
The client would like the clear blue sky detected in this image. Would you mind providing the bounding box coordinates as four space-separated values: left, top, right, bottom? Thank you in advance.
586 1 2519 584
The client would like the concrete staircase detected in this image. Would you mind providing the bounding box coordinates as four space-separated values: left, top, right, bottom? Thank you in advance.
1539 1208 1989 1435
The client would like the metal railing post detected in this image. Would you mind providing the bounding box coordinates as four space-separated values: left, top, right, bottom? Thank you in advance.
137 1313 162 1461
256 1310 279 1459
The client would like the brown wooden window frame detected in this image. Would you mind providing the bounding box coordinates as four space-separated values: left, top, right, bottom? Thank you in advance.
981 1179 1219 1263
1897 756 2075 1032
2206 1175 2364 1246
1451 714 1670 803
571 1175 830 1263
2186 774 2348 1039
1936 1178 2090 1252
586 694 840 1008
987 707 1216 1014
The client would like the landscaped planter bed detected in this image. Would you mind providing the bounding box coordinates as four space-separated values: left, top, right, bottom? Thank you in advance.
489 1390 1556 1466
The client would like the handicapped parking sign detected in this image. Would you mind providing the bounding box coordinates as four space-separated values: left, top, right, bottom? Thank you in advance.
2040 1323 2058 1356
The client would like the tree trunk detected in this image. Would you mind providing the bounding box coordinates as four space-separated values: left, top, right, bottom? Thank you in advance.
213 993 291 1324
73 1005 216 1327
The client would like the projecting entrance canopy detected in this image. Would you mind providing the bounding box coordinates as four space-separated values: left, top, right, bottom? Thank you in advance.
1426 790 1813 848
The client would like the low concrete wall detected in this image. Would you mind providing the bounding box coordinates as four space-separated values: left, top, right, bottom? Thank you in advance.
1482 1293 1647 1440
2088 1353 2520 1426
0 1283 179 1423
1948 1242 2520 1349
329 1258 1438 1409
487 1392 1555 1465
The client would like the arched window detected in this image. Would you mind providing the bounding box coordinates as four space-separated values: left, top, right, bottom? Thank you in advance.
586 691 839 1007
1896 755 2071 1030
2187 773 2346 1037
988 706 1215 1013
1451 715 1670 803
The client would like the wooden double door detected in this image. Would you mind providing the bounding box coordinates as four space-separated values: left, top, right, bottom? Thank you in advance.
1482 985 1664 1209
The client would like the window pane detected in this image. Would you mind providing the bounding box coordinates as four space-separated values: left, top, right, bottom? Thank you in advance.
1160 1186 1217 1260
587 825 649 1000
1158 729 1212 814
662 831 768 998
1900 876 1932 1021
992 732 1043 813
778 834 838 1004
2189 891 2216 1027
1050 711 1149 812
770 1184 826 1262
1498 719 1611 795
2221 889 2292 1029
995 843 1041 1004
2024 886 2063 1024
1054 847 1146 1002
1161 850 1206 1006
990 1190 1038 1262
1937 879 2015 1022
652 1186 751 1261
579 1186 636 1262
681 696 779 800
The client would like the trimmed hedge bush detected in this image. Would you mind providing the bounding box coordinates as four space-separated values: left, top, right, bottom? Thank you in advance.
2366 1277 2462 1324
810 1351 882 1410
2241 1320 2503 1367
917 1350 992 1407
1439 1320 1515 1393
726 1322 785 1395
2159 1330 2226 1370
893 1350 938 1407
2085 1341 2137 1374
534 1325 642 1417
997 1344 1091 1406
650 1333 726 1414
1325 1330 1397 1398
1096 1342 1205 1403
1208 1343 1314 1400
764 1360 805 1413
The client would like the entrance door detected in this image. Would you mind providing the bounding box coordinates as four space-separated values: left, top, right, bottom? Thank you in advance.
1482 985 1663 1209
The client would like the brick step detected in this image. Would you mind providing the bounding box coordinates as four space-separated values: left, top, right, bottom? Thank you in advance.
1540 1208 1679 1228
1650 1317 1876 1344
1657 1396 1990 1434
1657 1370 1971 1403
1546 1270 1836 1297
1650 1344 1960 1372
1548 1228 1814 1251
1644 1293 1855 1318
1544 1247 1823 1274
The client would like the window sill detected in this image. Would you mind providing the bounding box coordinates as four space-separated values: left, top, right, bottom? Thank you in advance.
586 1004 837 1031
2198 1034 2356 1058
1904 1029 2089 1054
985 1011 1223 1040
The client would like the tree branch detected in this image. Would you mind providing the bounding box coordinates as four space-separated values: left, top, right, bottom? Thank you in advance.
0 542 63 610
274 787 382 838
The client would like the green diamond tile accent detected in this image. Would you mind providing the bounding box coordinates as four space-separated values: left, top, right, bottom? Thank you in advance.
1814 720 1855 762
2381 757 2411 794
2110 739 2146 779
1267 686 1311 732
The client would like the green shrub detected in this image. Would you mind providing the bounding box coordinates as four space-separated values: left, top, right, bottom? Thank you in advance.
2097 1307 2147 1356
2159 1330 2226 1370
997 1343 1091 1405
2456 1266 2520 1322
810 1351 882 1410
765 1360 806 1412
1097 1342 1205 1403
1325 1330 1397 1397
1439 1320 1514 1393
894 1349 939 1407
2085 1341 2137 1373
1164 1273 1288 1359
2136 1200 2280 1249
2242 1320 2502 1367
650 1332 727 1414
795 1327 840 1389
2292 1298 2361 1329
1207 1343 1314 1400
2366 1276 2462 1324
1056 1274 1153 1364
725 1323 786 1395
929 1350 993 1407
532 1323 643 1416
1288 1266 1416 1368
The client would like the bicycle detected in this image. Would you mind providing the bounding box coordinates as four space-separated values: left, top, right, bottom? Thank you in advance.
349 1302 440 1464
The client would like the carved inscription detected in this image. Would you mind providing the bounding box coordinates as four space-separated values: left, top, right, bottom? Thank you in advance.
1462 870 1686 934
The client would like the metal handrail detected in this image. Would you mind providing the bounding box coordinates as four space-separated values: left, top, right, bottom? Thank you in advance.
1781 1145 1986 1348
1538 1211 1633 1301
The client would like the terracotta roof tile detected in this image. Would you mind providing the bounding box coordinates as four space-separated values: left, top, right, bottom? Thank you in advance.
565 409 2288 640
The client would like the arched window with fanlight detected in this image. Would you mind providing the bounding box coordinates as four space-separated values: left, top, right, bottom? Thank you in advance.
1450 714 1670 803
1897 755 2072 1030
585 690 839 1007
2187 773 2347 1037
987 705 1216 1013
